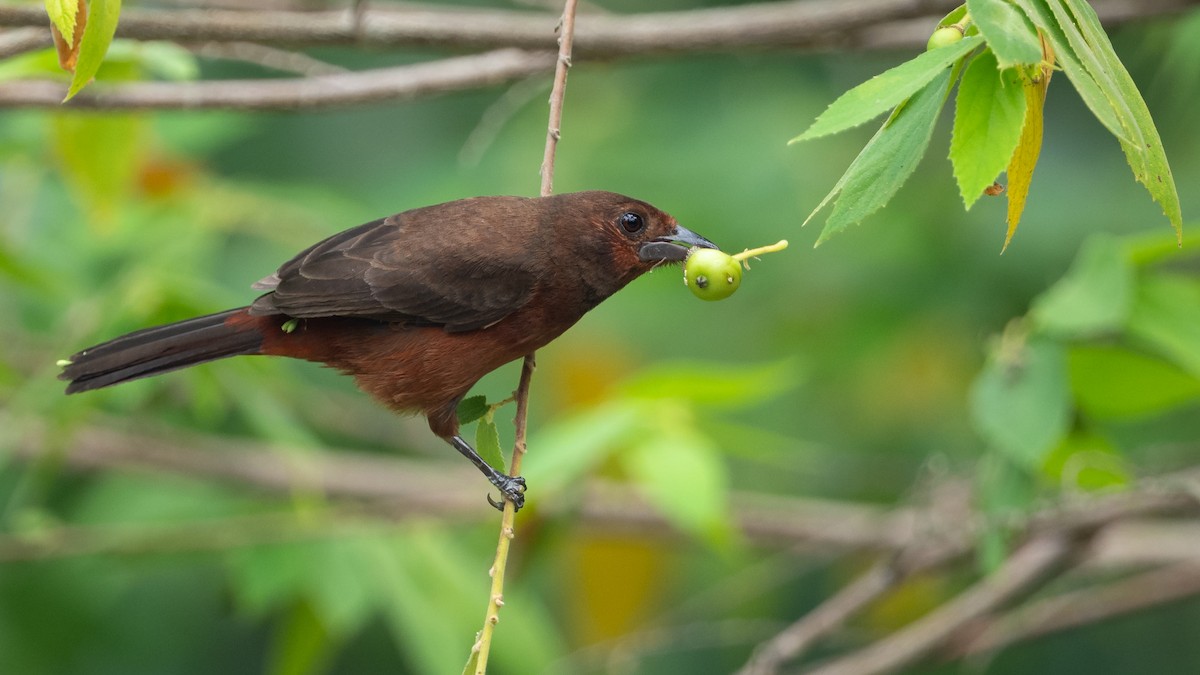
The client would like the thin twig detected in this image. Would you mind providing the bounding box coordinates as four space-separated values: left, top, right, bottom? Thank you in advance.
186 41 348 77
471 2 578 672
539 1 577 196
0 49 555 110
738 558 904 675
944 561 1200 661
803 535 1078 675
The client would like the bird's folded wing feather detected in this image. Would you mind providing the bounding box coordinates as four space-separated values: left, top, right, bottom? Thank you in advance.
248 215 537 333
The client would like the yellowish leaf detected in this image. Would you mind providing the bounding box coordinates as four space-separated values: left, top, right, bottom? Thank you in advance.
50 0 87 72
1003 32 1055 252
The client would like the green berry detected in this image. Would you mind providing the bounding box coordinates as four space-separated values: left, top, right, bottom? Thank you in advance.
684 248 742 301
926 26 963 51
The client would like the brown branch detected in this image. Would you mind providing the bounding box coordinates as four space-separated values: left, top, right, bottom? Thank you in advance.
12 423 1200 554
186 41 348 76
738 558 905 675
0 48 555 110
944 562 1200 661
0 0 1193 57
803 535 1079 675
0 26 49 59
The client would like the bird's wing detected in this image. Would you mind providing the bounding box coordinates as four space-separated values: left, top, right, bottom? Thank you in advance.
249 215 537 332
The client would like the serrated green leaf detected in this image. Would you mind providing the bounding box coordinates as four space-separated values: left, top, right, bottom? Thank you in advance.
970 339 1071 469
950 49 1027 209
45 0 79 46
810 68 955 244
967 0 1043 67
474 416 506 473
1015 0 1182 242
456 395 489 425
620 428 732 546
1030 235 1133 337
66 0 121 100
1009 0 1127 142
618 359 799 408
1127 275 1200 378
1058 0 1183 243
1068 345 1200 420
790 35 981 144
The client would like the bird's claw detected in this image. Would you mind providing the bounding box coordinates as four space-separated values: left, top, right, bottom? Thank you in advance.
487 474 527 512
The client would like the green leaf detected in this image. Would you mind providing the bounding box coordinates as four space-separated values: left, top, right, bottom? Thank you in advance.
266 601 334 675
967 0 1043 68
461 650 480 675
970 338 1071 469
1127 275 1200 378
1060 0 1183 243
618 359 799 408
0 48 68 82
790 36 981 143
936 4 970 29
975 450 1036 571
474 416 506 474
45 0 79 45
1009 0 1126 142
950 49 1027 209
809 68 955 244
1042 431 1130 490
456 395 489 425
1068 345 1200 420
66 0 122 100
1036 0 1183 242
1029 235 1134 337
51 112 144 222
620 428 733 546
522 401 641 491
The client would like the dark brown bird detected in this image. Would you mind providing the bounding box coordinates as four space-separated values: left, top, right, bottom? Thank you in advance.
60 191 717 510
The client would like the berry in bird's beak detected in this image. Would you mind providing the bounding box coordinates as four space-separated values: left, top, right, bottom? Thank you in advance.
637 225 718 262
684 248 742 301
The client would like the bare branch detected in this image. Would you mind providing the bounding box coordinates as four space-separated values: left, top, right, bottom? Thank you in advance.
186 41 348 76
944 562 1200 660
738 558 904 675
12 423 1200 552
803 535 1078 675
0 48 555 110
0 26 49 59
0 0 1193 57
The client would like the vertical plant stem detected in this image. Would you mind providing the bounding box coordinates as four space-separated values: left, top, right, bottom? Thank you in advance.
470 2 578 673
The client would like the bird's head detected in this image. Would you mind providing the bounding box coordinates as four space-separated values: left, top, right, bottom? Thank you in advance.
550 191 717 291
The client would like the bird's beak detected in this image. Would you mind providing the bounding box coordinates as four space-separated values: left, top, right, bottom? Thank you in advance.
638 225 718 262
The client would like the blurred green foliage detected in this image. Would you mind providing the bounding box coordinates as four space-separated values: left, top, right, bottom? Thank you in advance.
1 4 1200 674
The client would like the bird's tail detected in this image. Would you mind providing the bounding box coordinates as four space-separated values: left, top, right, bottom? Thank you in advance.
60 308 264 394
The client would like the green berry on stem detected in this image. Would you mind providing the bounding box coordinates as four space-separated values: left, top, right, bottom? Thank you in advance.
926 26 963 51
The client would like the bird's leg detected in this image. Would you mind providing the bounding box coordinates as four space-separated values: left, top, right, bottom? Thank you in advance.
449 435 526 511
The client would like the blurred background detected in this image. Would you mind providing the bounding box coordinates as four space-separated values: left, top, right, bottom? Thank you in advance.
2 1 1200 673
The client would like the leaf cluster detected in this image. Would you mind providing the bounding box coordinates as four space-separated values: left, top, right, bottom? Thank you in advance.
794 0 1182 250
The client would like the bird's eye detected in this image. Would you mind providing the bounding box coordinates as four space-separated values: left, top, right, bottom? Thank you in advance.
619 212 646 235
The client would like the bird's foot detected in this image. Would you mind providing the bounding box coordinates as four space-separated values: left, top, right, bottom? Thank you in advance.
486 474 527 512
